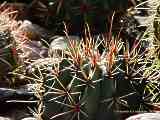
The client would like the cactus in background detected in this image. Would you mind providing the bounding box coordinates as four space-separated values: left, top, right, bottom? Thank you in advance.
144 0 160 107
154 3 160 58
0 5 18 86
136 0 160 111
0 3 49 86
27 0 129 34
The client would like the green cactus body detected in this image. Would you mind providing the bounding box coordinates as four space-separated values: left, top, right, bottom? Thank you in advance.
80 63 102 120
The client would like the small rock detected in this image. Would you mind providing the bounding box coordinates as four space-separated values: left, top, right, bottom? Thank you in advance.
21 117 36 120
126 113 160 120
49 35 80 58
0 117 11 120
19 20 53 41
18 40 48 61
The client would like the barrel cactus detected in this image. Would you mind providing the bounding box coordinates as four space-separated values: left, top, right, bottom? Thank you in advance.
1 1 159 120
13 22 159 120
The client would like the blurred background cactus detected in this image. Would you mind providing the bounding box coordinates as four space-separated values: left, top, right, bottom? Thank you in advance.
0 0 132 35
0 5 18 87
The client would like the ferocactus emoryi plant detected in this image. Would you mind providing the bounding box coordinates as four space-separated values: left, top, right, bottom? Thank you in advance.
1 1 160 120
19 22 160 120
